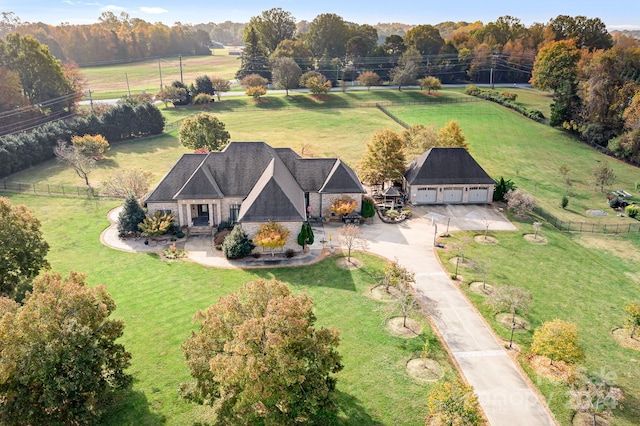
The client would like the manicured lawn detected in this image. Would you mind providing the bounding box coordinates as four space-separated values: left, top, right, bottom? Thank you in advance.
434 219 640 426
80 53 240 100
3 193 453 425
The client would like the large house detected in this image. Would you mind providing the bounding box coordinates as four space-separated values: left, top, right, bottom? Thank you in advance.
403 147 495 205
145 142 364 245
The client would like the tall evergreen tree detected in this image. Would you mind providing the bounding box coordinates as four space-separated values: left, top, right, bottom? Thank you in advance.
235 27 269 80
117 195 146 236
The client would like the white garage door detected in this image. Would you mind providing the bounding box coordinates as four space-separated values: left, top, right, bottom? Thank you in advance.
443 188 463 203
468 187 488 203
415 187 437 203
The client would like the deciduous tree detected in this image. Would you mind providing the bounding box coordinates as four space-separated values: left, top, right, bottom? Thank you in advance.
71 134 110 159
179 113 230 152
54 141 95 187
246 86 267 101
356 70 381 91
419 76 442 93
240 73 269 89
402 124 440 159
403 24 444 55
305 13 350 58
247 8 296 55
531 319 584 365
210 76 231 101
338 224 362 263
0 271 131 425
425 380 481 426
270 57 301 96
486 286 532 324
569 374 624 426
181 279 343 424
253 221 290 256
300 71 332 95
504 189 535 216
0 197 49 300
358 129 406 186
438 120 468 149
592 162 616 192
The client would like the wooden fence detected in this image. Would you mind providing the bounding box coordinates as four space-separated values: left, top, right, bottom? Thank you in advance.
0 180 123 199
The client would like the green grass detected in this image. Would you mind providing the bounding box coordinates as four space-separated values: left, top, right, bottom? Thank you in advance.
435 218 640 426
2 193 452 425
80 53 240 100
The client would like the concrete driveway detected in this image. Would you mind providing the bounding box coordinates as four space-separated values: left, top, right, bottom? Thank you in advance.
328 205 556 426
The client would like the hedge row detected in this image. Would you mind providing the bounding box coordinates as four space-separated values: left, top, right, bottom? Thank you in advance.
465 85 545 122
0 102 165 179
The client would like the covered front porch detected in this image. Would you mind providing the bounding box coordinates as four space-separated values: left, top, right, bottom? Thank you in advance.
177 199 222 233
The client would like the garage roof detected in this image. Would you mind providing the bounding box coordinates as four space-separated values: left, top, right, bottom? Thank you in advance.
404 148 496 185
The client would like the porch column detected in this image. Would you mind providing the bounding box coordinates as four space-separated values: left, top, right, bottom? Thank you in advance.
186 203 192 226
208 203 214 227
177 202 185 227
216 202 222 225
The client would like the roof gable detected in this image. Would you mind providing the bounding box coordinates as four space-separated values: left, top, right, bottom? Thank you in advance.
145 154 206 202
319 159 365 193
238 158 306 222
405 148 495 186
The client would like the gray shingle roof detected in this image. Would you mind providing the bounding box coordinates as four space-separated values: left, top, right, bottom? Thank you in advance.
319 159 365 193
145 154 206 202
405 148 495 185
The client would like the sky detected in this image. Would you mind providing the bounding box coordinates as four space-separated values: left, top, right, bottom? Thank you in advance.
2 0 639 30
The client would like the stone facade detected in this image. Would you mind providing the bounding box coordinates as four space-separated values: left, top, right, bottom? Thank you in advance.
241 221 304 254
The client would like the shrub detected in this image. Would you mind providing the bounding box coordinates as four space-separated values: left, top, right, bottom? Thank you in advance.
500 91 518 101
361 197 376 218
192 93 213 105
222 225 255 259
493 177 517 202
561 195 569 209
626 204 640 218
217 221 233 232
609 197 628 209
385 209 399 220
138 211 174 237
285 249 296 258
466 87 544 122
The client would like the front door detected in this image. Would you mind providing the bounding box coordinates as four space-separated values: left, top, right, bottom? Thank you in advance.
197 204 208 217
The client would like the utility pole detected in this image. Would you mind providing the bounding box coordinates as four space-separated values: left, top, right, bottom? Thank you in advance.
179 54 184 83
86 89 94 114
490 51 498 89
125 72 131 96
158 60 163 91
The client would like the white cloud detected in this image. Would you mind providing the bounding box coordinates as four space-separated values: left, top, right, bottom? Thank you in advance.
101 4 126 12
139 7 168 14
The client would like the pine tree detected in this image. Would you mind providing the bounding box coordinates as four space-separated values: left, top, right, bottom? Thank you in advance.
235 27 269 80
117 195 146 236
222 224 255 259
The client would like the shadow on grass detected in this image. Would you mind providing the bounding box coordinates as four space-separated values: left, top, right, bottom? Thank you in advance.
332 390 384 426
100 387 167 425
252 257 358 292
617 383 640 424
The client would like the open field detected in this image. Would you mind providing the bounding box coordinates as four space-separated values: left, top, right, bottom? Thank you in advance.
2 193 453 425
80 53 241 100
435 218 640 426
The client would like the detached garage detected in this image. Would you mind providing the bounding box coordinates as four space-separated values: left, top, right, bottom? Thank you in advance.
404 148 495 205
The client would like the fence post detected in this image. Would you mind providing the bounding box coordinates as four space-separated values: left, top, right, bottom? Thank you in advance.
33 183 36 193
47 184 50 195
62 185 65 196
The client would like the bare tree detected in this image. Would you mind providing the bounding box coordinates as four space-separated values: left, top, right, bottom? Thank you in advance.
386 279 421 328
486 286 532 324
338 224 362 263
101 168 152 201
54 141 95 187
593 162 616 192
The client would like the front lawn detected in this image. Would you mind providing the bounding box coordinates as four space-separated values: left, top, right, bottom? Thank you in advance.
4 193 451 425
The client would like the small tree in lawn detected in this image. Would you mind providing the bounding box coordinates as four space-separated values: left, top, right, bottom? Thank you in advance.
425 380 481 426
253 221 290 256
331 195 357 218
356 70 381 91
300 71 332 96
386 278 420 329
117 195 146 237
419 76 442 93
102 168 152 201
210 76 231 101
505 189 535 217
569 373 624 426
486 286 532 325
531 319 584 366
246 86 267 101
139 211 174 238
625 301 640 339
338 224 362 263
593 162 616 192
222 224 255 259
71 134 110 160
240 73 268 89
54 141 95 187
382 259 415 293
